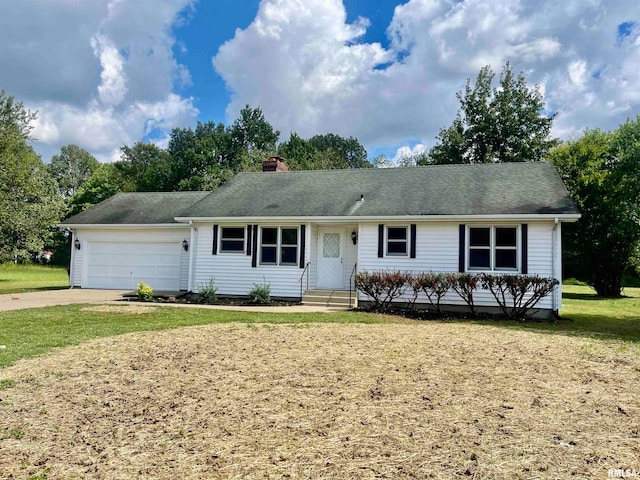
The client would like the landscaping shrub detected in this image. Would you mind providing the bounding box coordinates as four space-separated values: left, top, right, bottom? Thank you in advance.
480 273 559 319
136 282 153 301
407 272 452 313
356 270 559 319
249 280 271 304
355 270 407 312
197 278 218 304
447 273 479 314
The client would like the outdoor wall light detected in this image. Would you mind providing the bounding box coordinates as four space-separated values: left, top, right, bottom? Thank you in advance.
182 239 189 252
351 230 357 245
74 239 81 250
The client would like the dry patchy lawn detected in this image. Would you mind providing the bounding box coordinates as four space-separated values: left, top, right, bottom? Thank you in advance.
0 321 638 479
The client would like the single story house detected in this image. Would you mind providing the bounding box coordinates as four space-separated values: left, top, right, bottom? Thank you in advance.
60 158 580 316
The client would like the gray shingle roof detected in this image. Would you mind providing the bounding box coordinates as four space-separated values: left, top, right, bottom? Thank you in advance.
61 191 210 225
181 162 579 218
61 163 579 225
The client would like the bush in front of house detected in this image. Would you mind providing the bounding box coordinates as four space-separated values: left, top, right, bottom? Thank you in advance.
480 273 559 319
407 272 452 313
355 271 558 319
354 270 407 312
249 280 271 304
447 273 480 315
197 278 218 304
137 282 153 301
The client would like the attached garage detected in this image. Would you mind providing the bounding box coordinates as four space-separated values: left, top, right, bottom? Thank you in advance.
60 192 210 291
85 240 184 291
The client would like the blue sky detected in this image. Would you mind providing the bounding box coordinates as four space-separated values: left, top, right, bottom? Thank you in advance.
1 0 638 164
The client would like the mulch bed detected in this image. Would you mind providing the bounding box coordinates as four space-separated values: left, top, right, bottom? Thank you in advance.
1 321 638 479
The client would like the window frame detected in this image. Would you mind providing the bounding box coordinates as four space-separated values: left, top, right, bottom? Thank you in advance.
219 226 247 254
467 225 519 272
259 226 300 267
385 225 409 257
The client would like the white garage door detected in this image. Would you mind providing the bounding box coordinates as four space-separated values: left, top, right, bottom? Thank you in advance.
86 241 182 291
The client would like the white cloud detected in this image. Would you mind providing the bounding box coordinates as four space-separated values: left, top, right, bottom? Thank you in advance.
0 0 197 162
213 0 640 154
91 34 128 106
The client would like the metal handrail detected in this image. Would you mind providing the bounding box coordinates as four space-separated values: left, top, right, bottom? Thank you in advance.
349 262 357 308
299 262 311 303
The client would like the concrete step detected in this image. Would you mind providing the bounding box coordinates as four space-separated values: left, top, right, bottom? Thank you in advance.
301 290 356 309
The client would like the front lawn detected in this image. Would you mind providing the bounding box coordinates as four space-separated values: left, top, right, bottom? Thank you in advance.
0 320 637 479
0 304 392 368
0 263 68 294
473 284 640 342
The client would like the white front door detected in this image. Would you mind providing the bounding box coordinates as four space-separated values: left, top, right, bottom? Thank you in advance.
317 228 344 289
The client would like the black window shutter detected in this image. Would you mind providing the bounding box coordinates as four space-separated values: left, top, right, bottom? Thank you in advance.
299 225 306 268
212 224 218 255
410 224 417 258
246 225 252 256
251 224 258 268
521 224 528 274
458 224 465 272
378 224 384 258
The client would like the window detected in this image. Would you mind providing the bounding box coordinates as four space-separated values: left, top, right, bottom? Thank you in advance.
260 227 299 266
220 227 246 253
468 226 518 271
386 226 408 256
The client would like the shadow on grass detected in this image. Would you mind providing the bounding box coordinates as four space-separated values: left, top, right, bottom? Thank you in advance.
460 292 640 343
562 292 608 301
0 286 69 295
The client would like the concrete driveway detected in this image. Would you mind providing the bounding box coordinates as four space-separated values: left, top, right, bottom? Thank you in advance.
0 289 342 313
0 289 129 312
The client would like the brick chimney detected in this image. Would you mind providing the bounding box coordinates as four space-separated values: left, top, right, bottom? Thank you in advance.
262 156 289 172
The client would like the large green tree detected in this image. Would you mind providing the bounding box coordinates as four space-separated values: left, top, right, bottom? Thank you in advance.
67 163 127 217
429 63 557 164
0 90 66 262
49 144 99 197
277 132 371 170
550 118 640 297
118 142 173 192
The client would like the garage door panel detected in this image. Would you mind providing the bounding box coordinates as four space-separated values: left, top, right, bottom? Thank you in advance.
86 240 182 291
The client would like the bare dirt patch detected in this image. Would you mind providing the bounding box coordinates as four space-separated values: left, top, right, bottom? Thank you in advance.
0 322 638 479
80 304 157 315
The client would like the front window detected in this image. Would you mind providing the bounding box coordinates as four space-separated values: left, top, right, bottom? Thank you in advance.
468 226 518 271
220 227 246 253
386 226 408 256
260 227 299 266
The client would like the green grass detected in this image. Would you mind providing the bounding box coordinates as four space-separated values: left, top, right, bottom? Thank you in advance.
467 284 640 342
1 285 639 370
0 305 390 368
0 263 68 294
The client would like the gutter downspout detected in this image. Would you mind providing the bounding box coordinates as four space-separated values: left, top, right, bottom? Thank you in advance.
67 228 74 289
552 217 559 314
187 221 198 292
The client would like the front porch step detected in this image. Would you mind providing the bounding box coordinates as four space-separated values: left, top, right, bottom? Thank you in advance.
301 289 356 309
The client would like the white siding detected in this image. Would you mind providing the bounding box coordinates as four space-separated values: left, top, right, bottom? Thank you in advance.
343 224 358 290
194 222 310 299
308 224 317 290
357 221 557 311
180 248 189 291
70 236 83 287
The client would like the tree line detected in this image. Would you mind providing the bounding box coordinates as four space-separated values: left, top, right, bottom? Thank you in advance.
1 62 638 297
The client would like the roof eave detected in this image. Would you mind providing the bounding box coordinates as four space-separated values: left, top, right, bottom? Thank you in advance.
58 223 190 229
174 213 581 223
